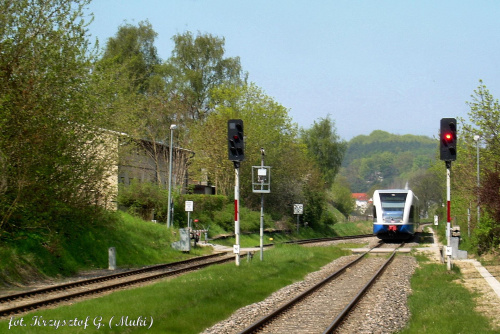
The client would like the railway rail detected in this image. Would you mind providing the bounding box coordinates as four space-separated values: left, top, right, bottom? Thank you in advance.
239 241 403 334
0 234 377 319
0 252 234 318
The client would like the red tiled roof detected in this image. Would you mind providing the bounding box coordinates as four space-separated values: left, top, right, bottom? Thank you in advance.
351 193 369 201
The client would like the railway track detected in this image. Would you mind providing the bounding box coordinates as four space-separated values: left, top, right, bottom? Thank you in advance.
238 241 403 334
0 234 377 319
289 234 375 245
0 252 234 318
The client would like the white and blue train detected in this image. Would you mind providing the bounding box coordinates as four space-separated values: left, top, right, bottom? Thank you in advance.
372 189 420 240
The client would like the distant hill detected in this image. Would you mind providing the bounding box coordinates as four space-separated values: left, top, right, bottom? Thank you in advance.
340 130 437 193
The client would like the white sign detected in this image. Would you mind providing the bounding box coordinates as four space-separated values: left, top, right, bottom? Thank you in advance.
445 246 452 256
185 201 194 212
233 244 240 254
434 215 439 226
294 204 304 215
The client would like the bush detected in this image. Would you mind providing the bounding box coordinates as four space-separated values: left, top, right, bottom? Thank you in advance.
471 211 500 254
117 181 168 220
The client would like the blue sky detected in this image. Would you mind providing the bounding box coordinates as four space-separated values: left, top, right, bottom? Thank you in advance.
85 0 500 140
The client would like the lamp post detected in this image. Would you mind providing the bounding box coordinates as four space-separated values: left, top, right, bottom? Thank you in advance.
474 135 481 226
167 124 177 228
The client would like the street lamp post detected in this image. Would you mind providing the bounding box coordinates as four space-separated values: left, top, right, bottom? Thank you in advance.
167 124 177 228
474 135 481 227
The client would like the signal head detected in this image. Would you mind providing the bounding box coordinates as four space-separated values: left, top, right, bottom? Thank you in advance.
440 118 457 161
228 119 245 161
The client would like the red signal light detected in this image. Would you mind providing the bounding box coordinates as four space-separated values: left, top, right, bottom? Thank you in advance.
444 133 453 141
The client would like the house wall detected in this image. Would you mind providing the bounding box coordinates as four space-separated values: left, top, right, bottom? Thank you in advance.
117 139 192 191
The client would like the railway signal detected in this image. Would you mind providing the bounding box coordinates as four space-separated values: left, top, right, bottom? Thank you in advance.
228 119 244 265
440 118 457 271
228 119 244 161
440 118 457 161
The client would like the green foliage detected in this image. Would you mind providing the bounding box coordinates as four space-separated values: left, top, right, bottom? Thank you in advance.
117 181 168 221
101 20 162 94
329 176 356 216
409 163 444 218
0 0 115 233
189 83 315 220
0 212 210 287
207 203 273 233
167 31 247 120
453 81 500 253
300 115 347 188
341 131 437 192
471 212 500 255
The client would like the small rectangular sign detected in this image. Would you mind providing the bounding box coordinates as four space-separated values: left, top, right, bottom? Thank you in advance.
294 204 304 215
233 245 240 254
185 201 193 212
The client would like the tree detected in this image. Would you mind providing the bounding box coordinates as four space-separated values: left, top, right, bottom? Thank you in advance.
96 21 191 189
189 83 314 218
455 81 500 252
409 167 443 218
101 20 162 94
300 115 346 188
329 176 355 217
167 31 247 120
0 0 113 232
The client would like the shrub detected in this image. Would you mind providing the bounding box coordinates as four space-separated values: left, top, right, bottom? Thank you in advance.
117 181 168 220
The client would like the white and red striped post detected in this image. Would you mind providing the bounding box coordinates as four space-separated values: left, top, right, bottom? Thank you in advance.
234 162 240 266
446 161 452 270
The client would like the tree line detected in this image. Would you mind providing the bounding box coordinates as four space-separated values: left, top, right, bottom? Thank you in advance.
0 0 348 238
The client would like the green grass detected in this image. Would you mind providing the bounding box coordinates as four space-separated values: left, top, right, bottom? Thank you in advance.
399 258 497 334
0 212 210 287
0 244 350 333
331 220 373 235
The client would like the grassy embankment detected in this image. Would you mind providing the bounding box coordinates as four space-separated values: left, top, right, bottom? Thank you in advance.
0 212 211 288
400 251 496 333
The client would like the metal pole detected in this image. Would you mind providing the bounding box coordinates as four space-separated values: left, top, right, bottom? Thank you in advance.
167 124 176 228
260 149 265 261
446 162 452 270
476 136 480 225
234 162 240 266
467 206 471 238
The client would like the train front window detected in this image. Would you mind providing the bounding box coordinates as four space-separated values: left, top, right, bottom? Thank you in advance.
380 193 407 221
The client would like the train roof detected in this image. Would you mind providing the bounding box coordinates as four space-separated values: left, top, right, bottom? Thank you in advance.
374 189 412 193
